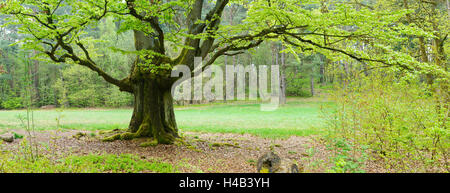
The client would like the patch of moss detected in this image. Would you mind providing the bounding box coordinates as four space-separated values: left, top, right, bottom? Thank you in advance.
193 138 207 143
0 152 177 173
175 138 202 152
120 132 137 140
211 142 222 147
247 159 256 166
288 151 297 155
73 132 87 140
210 142 240 148
13 132 24 139
269 143 282 151
186 144 202 152
140 139 158 147
102 134 121 142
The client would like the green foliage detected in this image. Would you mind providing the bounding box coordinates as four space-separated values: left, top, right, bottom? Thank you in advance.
286 78 312 97
63 154 176 173
0 13 134 109
1 97 23 109
49 17 134 108
325 137 367 173
104 87 133 108
0 152 177 173
56 65 103 107
1 0 447 108
0 0 447 174
1 136 176 173
326 70 449 172
13 132 23 139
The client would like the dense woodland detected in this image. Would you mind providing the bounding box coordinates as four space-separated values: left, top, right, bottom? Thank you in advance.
2 0 446 109
0 0 448 173
0 12 330 109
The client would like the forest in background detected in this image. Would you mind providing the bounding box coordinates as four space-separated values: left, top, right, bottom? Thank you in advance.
1 14 328 109
0 0 448 173
1 2 361 109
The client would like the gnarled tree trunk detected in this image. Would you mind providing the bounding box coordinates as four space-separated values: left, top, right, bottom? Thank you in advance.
104 29 180 144
127 79 178 144
103 77 179 144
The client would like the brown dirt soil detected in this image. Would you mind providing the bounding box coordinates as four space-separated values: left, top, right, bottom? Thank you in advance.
0 129 386 173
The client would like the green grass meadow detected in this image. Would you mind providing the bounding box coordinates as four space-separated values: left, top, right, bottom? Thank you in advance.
0 99 332 138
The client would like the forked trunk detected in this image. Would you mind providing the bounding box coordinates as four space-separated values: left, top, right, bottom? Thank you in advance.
128 79 179 144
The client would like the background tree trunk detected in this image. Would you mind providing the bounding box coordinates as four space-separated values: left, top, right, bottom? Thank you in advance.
310 74 314 97
33 51 40 106
419 37 433 85
4 52 14 93
279 44 286 105
224 55 227 102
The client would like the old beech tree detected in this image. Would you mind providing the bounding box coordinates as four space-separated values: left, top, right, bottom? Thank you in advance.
1 0 439 144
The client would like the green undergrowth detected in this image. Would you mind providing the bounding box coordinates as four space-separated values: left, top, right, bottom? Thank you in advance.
0 151 177 173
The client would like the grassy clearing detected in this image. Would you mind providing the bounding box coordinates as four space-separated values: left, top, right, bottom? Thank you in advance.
0 98 331 138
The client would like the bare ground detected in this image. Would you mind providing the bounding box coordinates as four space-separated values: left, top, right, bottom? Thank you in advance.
0 129 386 173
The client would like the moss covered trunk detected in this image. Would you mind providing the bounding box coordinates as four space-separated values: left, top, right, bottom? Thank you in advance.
127 79 179 144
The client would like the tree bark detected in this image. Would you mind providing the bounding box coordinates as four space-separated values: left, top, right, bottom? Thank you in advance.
5 52 14 93
419 37 433 85
104 29 179 144
127 79 178 144
279 44 286 105
310 74 315 97
223 55 227 102
33 51 40 105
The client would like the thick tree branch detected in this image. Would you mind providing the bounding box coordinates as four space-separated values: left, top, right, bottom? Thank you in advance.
285 33 415 71
192 39 264 76
12 0 133 93
125 0 165 54
187 0 204 32
199 0 230 58
174 0 230 68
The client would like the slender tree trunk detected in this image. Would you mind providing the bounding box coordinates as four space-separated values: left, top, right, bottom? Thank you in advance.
53 66 59 106
319 63 324 84
294 62 298 76
223 56 227 102
360 43 369 77
431 0 449 116
4 52 14 92
419 37 433 85
341 61 349 88
310 74 315 97
279 44 286 104
58 67 69 108
229 4 237 68
447 0 450 20
33 51 40 105
319 54 327 86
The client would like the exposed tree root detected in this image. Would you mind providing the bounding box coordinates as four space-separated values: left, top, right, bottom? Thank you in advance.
139 139 158 147
101 123 177 145
102 124 148 142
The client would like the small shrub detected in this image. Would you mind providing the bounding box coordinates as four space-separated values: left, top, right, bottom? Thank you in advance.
13 132 24 139
1 97 23 110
